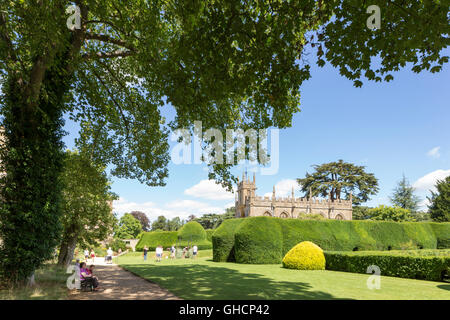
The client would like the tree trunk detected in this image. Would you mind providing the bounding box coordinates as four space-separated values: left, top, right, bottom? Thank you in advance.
57 235 78 267
27 272 35 287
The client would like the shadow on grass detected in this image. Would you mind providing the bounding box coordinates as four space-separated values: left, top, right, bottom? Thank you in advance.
121 263 342 300
437 284 450 291
0 264 68 300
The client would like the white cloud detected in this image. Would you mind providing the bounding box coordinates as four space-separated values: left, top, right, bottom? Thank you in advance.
413 169 450 191
426 146 441 159
165 199 223 213
264 179 301 198
113 197 156 215
113 197 229 221
418 198 431 211
184 179 235 200
224 201 235 209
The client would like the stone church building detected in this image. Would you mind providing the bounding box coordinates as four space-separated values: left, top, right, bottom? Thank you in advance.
235 173 352 220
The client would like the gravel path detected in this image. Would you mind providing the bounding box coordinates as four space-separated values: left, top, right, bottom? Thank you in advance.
69 261 180 300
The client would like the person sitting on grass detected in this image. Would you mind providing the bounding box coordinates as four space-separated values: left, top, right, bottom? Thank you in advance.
79 262 99 291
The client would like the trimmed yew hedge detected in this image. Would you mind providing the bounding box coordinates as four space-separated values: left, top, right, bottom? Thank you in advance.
135 231 178 251
234 217 283 264
212 219 245 262
325 250 450 281
136 221 213 251
430 223 450 249
178 221 207 241
206 229 215 242
212 216 450 264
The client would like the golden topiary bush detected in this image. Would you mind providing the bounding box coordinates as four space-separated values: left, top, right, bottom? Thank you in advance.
282 241 326 270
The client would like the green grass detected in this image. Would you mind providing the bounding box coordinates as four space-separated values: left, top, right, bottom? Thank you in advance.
117 250 450 300
0 264 69 300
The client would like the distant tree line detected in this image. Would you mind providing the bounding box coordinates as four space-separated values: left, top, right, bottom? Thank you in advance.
352 175 449 222
112 207 236 240
297 160 448 223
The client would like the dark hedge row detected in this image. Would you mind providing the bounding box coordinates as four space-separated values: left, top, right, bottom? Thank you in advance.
136 221 212 251
178 221 207 241
135 231 178 251
212 219 245 262
206 229 215 242
212 217 450 264
325 250 450 282
429 223 450 249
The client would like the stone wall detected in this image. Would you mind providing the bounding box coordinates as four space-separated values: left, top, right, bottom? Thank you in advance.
235 173 353 220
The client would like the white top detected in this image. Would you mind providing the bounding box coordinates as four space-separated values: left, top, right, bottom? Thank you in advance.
107 249 113 256
193 245 198 253
156 247 163 254
84 250 89 256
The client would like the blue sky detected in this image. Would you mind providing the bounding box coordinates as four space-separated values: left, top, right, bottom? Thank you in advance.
62 52 450 221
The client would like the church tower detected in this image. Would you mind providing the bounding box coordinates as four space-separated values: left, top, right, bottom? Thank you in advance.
235 172 257 217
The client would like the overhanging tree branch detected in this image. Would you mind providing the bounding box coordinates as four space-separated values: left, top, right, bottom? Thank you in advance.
85 32 136 51
0 12 18 63
90 67 131 142
82 50 134 60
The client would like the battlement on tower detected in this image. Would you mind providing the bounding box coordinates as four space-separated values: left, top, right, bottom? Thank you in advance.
235 172 353 220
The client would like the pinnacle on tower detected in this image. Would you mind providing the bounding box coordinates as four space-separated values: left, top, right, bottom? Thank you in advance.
272 185 276 198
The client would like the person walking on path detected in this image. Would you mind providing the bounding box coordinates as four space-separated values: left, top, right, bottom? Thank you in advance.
170 245 176 259
192 245 198 259
143 246 148 261
84 249 89 261
155 245 163 262
106 247 113 264
90 249 96 263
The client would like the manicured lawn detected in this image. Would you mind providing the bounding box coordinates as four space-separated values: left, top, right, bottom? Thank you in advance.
117 251 450 300
0 264 69 300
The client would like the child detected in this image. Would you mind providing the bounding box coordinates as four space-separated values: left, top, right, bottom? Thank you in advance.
90 249 96 263
79 262 99 291
87 265 100 290
143 246 148 261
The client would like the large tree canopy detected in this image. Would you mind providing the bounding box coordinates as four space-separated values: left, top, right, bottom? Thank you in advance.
428 176 450 222
297 160 379 205
0 0 448 283
1 0 448 188
130 211 151 232
57 150 117 267
389 174 421 212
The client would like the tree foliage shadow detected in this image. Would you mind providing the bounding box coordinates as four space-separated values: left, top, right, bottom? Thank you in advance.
121 263 344 300
437 284 450 291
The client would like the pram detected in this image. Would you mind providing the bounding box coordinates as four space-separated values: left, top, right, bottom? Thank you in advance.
105 255 113 264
